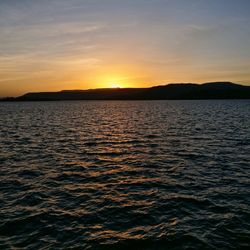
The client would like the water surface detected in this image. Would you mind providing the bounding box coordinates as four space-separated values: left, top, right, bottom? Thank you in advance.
0 100 249 249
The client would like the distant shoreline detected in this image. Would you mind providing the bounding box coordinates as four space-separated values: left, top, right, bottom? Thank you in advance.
1 82 250 101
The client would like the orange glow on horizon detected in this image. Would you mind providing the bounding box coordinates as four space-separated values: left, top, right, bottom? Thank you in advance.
98 74 125 88
91 68 143 89
109 83 122 89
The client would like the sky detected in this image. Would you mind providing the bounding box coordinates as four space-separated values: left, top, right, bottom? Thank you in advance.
0 0 250 97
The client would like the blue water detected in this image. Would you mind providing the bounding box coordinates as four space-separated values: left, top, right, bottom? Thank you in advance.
0 100 249 249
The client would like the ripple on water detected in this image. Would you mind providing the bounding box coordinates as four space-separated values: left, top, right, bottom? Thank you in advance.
0 100 250 249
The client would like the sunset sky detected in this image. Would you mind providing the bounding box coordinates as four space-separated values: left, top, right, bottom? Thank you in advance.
0 0 250 97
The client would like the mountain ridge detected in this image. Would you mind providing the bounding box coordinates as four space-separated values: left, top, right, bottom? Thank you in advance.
1 82 250 101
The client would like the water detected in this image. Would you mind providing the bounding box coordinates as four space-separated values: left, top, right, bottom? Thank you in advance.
0 100 249 249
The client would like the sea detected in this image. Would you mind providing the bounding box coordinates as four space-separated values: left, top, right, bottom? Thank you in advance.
0 100 249 249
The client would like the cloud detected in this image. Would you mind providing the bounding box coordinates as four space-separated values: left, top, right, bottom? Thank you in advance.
1 0 250 97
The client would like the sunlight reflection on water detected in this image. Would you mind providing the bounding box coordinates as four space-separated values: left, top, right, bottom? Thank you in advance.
0 100 249 249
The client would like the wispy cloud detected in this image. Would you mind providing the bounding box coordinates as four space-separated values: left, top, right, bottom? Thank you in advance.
0 0 250 96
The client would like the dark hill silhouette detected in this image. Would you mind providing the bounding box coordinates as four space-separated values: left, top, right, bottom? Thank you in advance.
1 82 250 101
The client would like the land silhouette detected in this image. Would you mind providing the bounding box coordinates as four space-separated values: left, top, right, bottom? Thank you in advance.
1 82 250 101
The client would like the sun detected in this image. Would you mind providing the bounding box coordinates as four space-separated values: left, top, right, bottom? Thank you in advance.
96 73 128 88
109 82 122 88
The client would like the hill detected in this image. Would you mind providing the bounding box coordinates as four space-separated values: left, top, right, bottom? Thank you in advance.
1 82 250 101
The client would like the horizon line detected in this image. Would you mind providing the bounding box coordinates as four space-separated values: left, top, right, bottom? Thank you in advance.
1 81 249 100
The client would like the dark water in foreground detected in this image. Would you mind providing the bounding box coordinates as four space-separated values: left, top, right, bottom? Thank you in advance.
0 100 249 250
